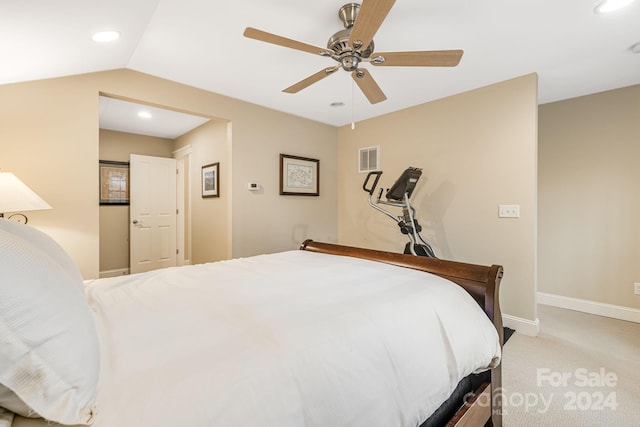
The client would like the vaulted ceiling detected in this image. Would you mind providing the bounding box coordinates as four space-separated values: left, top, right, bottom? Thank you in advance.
2 0 639 129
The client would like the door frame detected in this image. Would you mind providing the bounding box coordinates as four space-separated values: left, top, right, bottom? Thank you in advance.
173 145 192 266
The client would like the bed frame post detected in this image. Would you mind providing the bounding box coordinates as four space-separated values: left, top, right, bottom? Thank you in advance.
487 265 503 427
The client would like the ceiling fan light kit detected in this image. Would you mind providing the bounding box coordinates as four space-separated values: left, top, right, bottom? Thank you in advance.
243 0 463 104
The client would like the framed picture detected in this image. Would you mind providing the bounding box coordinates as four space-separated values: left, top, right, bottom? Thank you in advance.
202 162 219 198
99 160 129 205
279 154 319 196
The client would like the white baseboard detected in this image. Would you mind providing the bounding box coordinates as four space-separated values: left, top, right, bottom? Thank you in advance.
99 268 130 278
537 292 640 324
100 262 191 278
503 313 540 337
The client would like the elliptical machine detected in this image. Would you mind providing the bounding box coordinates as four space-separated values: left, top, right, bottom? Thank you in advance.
362 167 437 258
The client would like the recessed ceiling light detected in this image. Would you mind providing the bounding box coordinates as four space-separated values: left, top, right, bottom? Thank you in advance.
594 0 635 14
137 111 152 119
92 31 121 43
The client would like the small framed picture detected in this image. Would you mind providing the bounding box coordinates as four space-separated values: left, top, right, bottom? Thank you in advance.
279 154 319 196
99 160 129 205
201 162 219 198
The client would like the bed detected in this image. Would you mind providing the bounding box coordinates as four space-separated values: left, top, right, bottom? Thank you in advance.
0 218 503 427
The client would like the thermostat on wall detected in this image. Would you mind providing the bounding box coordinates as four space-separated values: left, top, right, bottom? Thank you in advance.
247 183 260 191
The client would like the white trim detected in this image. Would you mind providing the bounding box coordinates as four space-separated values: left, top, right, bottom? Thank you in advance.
503 313 540 336
176 157 186 266
173 145 192 266
537 292 640 324
172 145 193 159
99 268 130 278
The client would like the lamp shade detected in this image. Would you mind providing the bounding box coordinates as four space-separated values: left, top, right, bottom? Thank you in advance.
0 172 52 214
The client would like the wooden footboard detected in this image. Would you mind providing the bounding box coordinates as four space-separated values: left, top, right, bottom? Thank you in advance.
299 240 503 427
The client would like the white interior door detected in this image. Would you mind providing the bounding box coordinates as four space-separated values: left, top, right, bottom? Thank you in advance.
130 154 177 274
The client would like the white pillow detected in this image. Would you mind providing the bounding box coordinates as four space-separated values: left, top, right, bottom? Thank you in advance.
0 218 83 285
0 219 99 425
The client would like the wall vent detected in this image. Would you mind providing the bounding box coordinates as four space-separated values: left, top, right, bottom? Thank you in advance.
358 146 380 173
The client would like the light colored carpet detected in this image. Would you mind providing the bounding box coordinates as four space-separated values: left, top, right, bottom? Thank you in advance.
502 305 640 426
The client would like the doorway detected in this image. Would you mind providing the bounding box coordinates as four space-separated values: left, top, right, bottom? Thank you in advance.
98 96 212 277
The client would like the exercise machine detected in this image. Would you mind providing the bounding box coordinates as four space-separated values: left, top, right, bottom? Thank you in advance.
362 167 437 258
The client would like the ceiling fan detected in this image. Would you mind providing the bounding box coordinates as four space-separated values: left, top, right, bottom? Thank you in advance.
243 0 463 104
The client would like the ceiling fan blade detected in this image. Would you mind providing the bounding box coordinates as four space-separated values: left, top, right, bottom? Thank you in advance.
244 27 328 56
349 0 396 50
352 69 387 104
283 67 340 93
370 50 464 67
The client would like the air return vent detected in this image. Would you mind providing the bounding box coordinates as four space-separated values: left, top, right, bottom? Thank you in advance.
358 146 379 173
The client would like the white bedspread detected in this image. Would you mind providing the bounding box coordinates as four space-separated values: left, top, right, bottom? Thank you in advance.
74 250 500 427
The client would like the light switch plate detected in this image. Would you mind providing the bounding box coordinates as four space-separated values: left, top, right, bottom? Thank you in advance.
499 204 520 218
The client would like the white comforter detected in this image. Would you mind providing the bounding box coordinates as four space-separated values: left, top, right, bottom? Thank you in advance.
80 250 499 427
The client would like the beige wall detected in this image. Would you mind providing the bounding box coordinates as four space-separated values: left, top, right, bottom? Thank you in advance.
0 75 99 278
175 120 231 265
98 129 174 273
100 129 175 160
0 69 338 278
338 74 539 322
229 108 339 257
538 84 640 310
4 64 635 322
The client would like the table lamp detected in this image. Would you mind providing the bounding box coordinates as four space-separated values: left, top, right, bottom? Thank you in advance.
0 172 52 223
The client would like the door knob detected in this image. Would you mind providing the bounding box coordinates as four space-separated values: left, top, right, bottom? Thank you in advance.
132 220 139 225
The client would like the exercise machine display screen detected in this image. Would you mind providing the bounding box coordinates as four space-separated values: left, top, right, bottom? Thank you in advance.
386 167 422 201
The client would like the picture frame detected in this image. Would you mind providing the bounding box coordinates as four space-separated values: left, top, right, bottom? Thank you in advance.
201 162 219 198
99 160 129 205
279 154 319 196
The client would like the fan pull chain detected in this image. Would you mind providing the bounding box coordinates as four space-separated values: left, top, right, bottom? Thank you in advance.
351 79 356 130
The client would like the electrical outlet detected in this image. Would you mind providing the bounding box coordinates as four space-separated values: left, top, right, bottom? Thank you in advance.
499 204 520 218
635 283 640 295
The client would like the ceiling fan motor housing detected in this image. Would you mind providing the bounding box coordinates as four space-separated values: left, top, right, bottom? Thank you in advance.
329 5 373 73
328 28 374 58
331 3 374 58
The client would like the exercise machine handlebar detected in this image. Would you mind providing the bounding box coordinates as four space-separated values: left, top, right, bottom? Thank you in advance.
362 171 382 196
